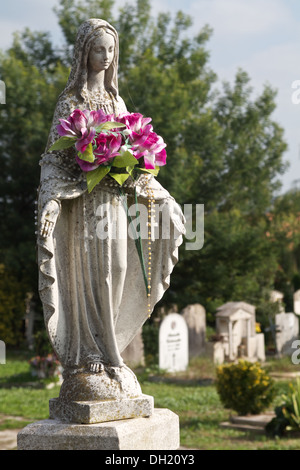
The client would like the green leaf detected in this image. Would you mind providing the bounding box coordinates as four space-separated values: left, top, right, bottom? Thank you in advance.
109 172 130 186
113 151 138 168
95 121 126 133
137 166 160 176
77 143 94 163
126 165 135 177
118 186 148 295
48 136 76 151
86 166 110 193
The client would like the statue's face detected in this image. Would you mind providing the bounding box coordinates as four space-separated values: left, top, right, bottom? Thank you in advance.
88 32 115 73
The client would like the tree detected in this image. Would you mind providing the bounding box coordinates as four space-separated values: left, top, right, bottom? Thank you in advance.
171 71 288 322
266 189 300 311
0 34 69 345
0 0 289 345
0 265 25 347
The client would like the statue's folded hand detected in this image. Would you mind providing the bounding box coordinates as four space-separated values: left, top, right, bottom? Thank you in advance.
39 200 60 239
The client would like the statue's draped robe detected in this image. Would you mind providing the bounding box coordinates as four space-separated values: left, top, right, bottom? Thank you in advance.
37 90 185 369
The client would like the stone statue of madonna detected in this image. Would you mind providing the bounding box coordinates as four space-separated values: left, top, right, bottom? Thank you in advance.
37 19 185 404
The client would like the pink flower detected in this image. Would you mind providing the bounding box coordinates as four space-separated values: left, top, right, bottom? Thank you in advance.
116 112 153 147
57 109 108 153
94 132 122 164
76 132 122 172
132 131 167 169
114 113 167 169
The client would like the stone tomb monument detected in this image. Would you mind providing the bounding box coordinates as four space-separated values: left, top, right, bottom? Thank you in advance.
18 18 185 450
159 313 189 372
213 302 265 363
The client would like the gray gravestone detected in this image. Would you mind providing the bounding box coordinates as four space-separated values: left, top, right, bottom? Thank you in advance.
159 313 188 372
182 304 206 357
276 312 299 355
0 80 5 105
121 328 145 367
294 290 300 315
0 340 5 364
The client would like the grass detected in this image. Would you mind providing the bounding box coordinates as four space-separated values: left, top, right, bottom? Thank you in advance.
0 350 61 430
1 351 300 449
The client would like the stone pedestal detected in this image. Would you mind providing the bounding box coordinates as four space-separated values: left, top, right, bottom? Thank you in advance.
17 408 180 450
49 394 153 424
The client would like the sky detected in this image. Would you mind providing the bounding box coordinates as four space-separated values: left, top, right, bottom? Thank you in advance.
1 0 300 194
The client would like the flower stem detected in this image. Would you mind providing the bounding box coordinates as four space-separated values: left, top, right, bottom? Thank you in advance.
118 186 148 295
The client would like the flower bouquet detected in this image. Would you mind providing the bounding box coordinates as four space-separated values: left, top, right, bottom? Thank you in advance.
29 353 62 380
49 109 167 299
49 109 167 193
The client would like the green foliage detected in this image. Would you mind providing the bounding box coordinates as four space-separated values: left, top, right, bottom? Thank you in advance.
171 71 288 317
54 0 114 48
32 330 53 357
0 34 69 346
266 189 300 311
9 29 61 71
216 360 275 415
282 379 300 431
267 378 300 437
0 44 68 288
142 321 159 366
0 265 25 347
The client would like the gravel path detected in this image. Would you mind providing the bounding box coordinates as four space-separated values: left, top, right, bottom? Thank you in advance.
0 429 19 450
0 415 29 450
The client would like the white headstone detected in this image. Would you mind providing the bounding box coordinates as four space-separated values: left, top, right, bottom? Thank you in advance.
159 313 188 372
294 290 300 315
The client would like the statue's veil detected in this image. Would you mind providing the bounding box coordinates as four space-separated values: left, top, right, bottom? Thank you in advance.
60 19 119 99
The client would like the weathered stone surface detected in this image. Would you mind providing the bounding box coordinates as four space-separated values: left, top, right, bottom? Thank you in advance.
17 408 180 450
59 366 142 402
49 394 154 424
31 20 183 448
37 19 185 390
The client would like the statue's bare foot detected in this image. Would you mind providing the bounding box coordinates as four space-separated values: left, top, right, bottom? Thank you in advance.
89 362 104 373
105 364 126 382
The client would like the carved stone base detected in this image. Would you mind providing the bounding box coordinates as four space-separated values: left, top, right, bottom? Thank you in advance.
59 365 142 402
49 394 154 424
17 409 180 450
